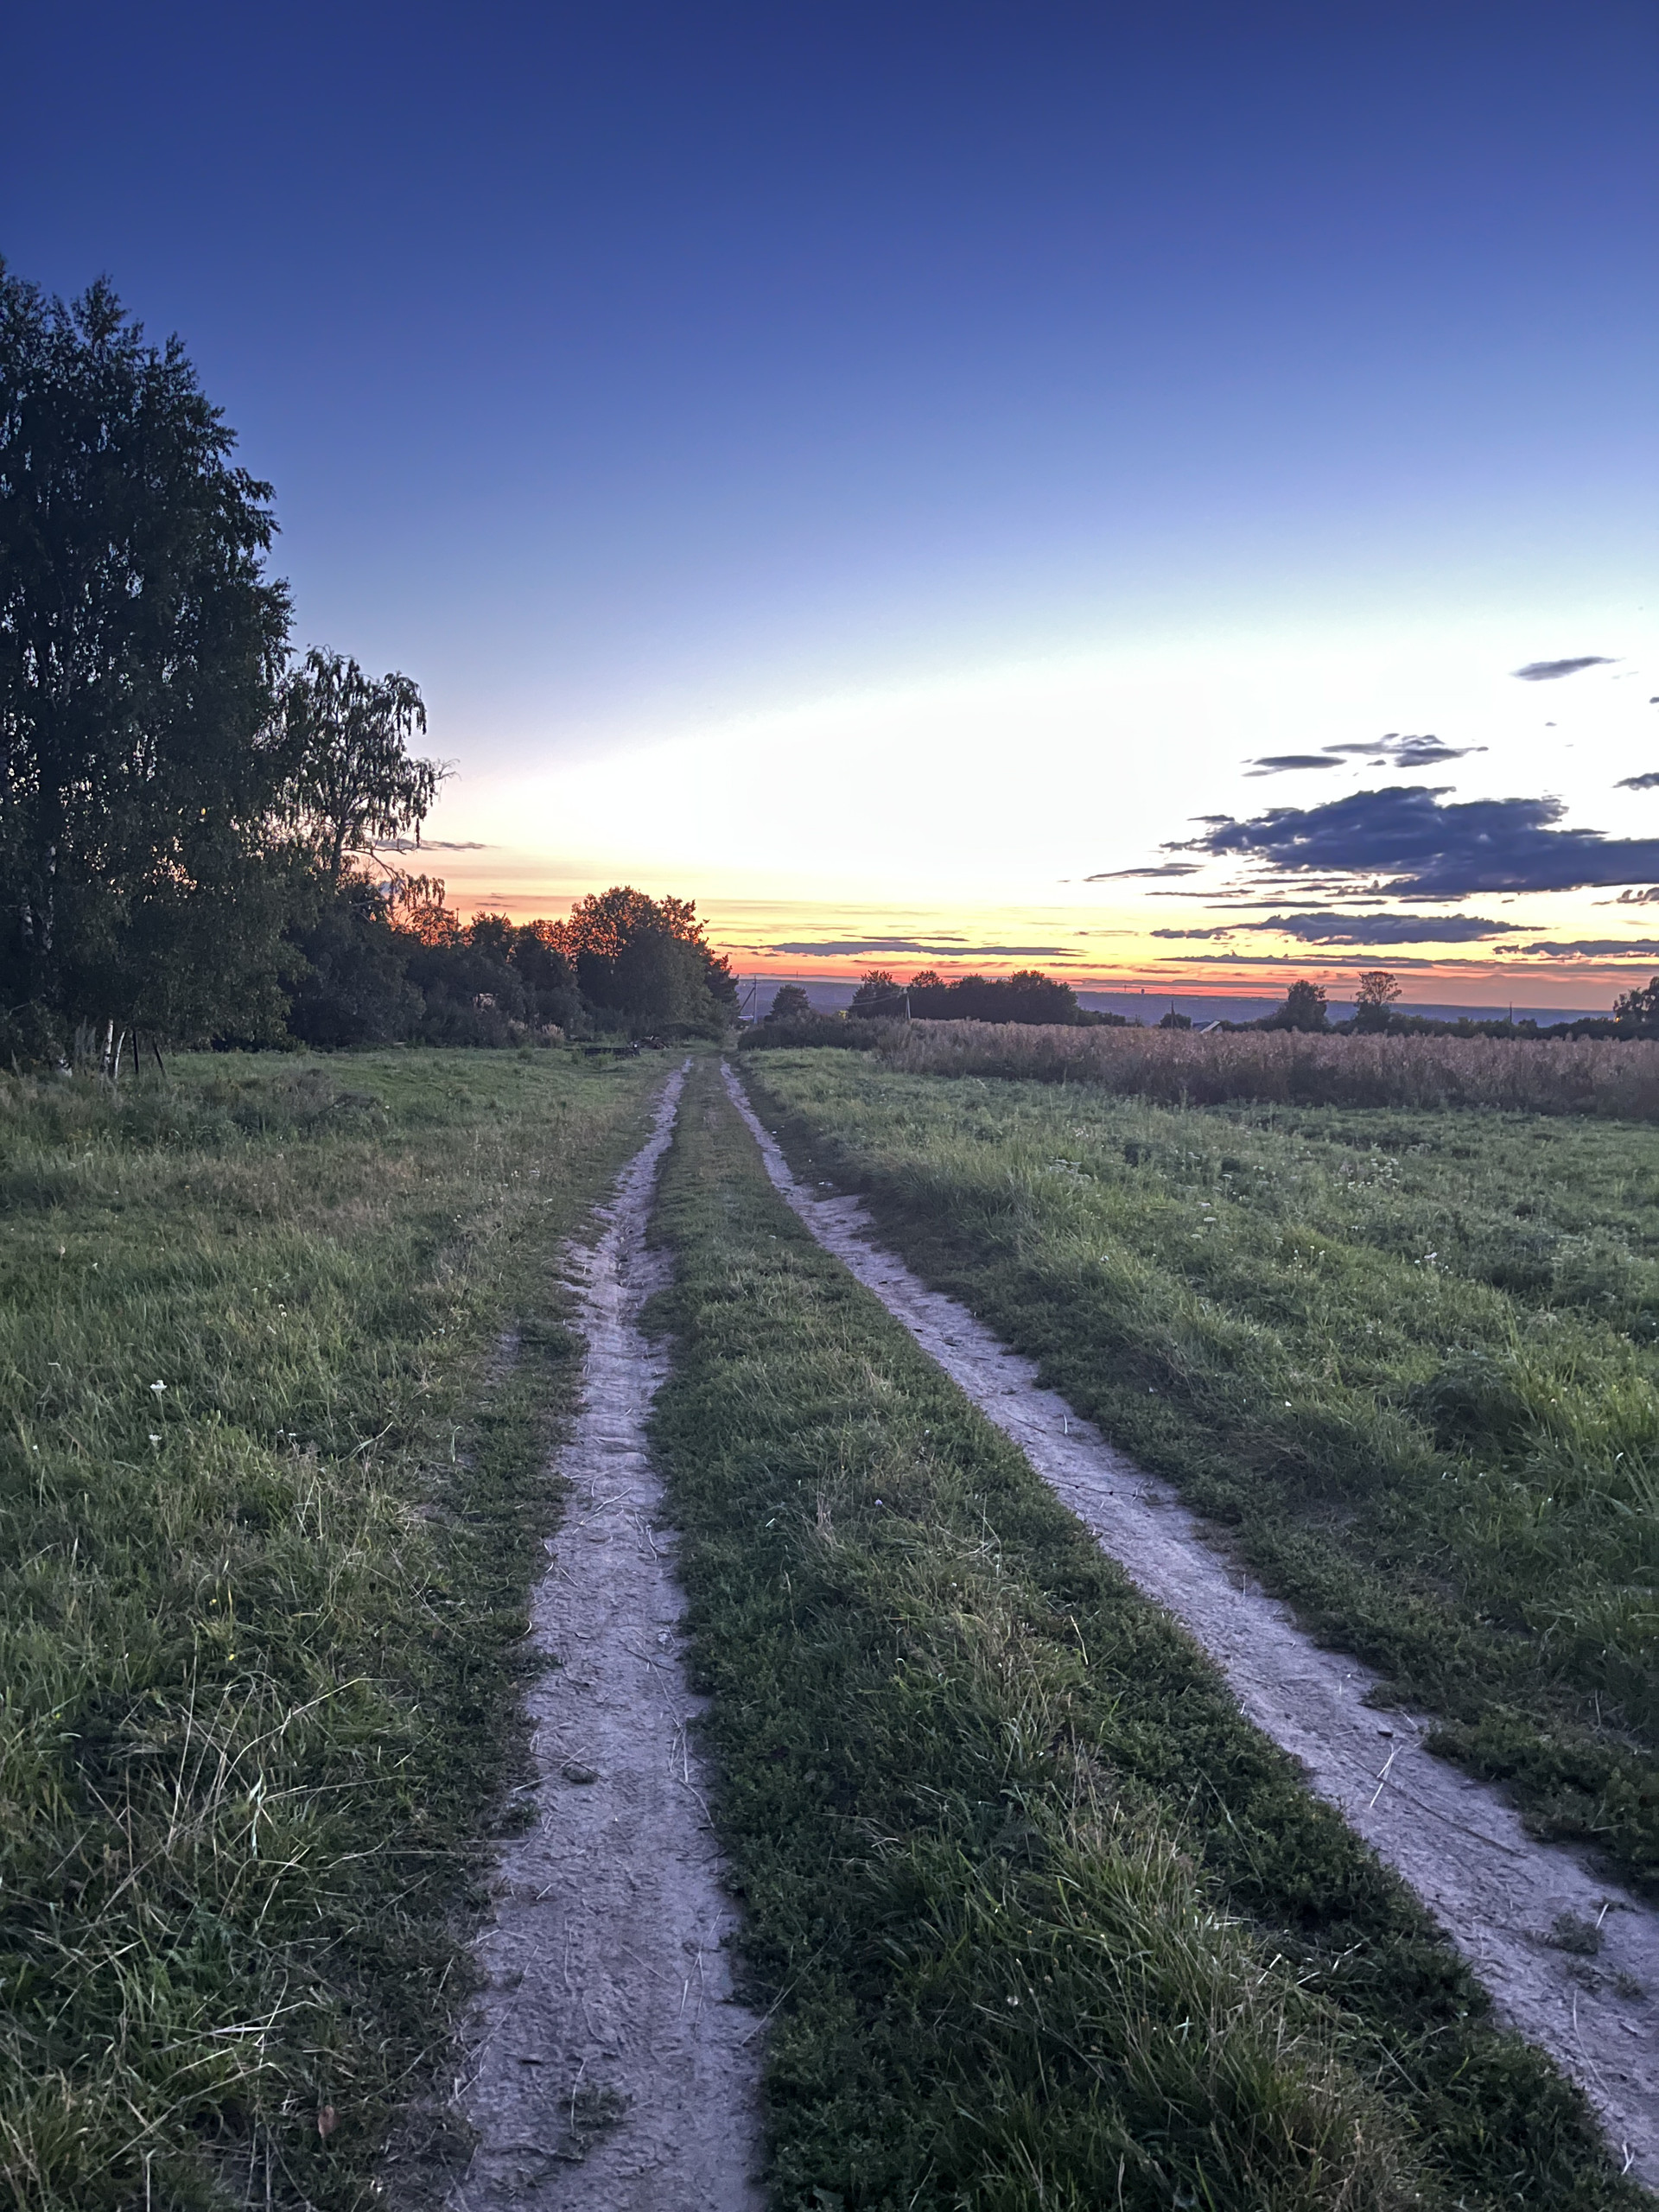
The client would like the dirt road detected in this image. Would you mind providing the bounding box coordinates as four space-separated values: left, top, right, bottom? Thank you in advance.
451 1066 763 2211
725 1058 1659 2188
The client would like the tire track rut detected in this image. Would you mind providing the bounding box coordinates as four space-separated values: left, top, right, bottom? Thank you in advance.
724 1058 1658 2187
451 1065 763 2211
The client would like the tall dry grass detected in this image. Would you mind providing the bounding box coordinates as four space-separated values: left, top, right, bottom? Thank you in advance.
878 1020 1659 1116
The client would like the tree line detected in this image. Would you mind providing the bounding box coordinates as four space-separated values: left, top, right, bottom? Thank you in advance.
1 264 733 1067
759 965 1658 1041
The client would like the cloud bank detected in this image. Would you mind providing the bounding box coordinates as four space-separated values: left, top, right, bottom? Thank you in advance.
1517 939 1659 960
1245 734 1485 778
769 938 1071 958
1153 912 1517 946
1512 657 1615 682
1179 785 1659 898
1084 861 1202 880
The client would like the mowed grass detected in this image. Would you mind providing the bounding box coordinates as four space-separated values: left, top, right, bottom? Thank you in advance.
740 1052 1659 1896
0 1048 666 2210
646 1062 1638 2212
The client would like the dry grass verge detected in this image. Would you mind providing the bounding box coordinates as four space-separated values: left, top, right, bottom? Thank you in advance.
869 1020 1659 1116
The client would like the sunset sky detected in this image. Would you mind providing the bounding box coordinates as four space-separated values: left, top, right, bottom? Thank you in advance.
6 2 1656 1008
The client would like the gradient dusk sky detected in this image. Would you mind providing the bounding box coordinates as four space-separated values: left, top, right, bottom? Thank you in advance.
5 1 1656 1006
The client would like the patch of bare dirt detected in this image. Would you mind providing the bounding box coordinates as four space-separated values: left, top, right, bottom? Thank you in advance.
725 1060 1659 2188
448 1066 764 2210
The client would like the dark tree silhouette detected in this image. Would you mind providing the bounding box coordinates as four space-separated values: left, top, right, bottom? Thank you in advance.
277 648 441 884
0 265 292 1059
850 969 904 1015
1266 979 1329 1032
1353 969 1402 1033
1614 976 1659 1038
560 886 735 1031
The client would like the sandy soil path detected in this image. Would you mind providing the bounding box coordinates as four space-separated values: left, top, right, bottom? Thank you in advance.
725 1060 1659 2186
450 1065 764 2212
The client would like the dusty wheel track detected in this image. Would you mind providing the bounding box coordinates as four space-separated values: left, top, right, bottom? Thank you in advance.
724 1058 1659 2188
450 1066 763 2211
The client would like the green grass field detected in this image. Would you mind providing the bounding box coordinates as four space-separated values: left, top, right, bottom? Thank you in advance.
739 1052 1659 1898
0 1048 666 2210
647 1061 1637 2210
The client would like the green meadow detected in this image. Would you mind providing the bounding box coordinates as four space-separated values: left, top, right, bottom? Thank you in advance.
645 1061 1633 2211
0 1049 664 2209
739 1050 1659 1897
4 1039 1654 2209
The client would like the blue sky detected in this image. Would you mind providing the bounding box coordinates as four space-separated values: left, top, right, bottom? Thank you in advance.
5 1 1656 1001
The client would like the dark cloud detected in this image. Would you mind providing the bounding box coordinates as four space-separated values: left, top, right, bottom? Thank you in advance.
1322 734 1485 769
1240 911 1517 945
1518 940 1659 959
1512 657 1615 682
1616 772 1659 791
375 837 489 851
1156 912 1516 945
1084 861 1203 880
1614 887 1659 906
769 939 1071 958
1178 784 1659 898
1244 753 1341 776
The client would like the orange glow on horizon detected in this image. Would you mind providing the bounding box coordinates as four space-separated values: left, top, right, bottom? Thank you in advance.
408 849 1647 1015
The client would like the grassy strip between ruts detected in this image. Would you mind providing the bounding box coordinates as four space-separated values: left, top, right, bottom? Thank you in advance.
739 1053 1659 1898
646 1062 1642 2212
0 1047 667 2211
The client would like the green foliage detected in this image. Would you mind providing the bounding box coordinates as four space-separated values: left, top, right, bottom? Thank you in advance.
1355 971 1404 1034
1615 976 1659 1039
0 1049 664 2205
0 265 294 1058
766 983 812 1020
648 1065 1633 2210
745 1056 1659 1894
0 257 729 1069
849 967 904 1014
1264 978 1330 1032
561 885 736 1033
907 969 1084 1024
741 1010 890 1051
276 648 441 884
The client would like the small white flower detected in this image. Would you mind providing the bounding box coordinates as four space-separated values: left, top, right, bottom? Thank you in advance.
149 1433 162 1447
149 1380 167 1395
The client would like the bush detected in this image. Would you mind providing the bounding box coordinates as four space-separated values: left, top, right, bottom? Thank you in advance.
740 1013 896 1051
